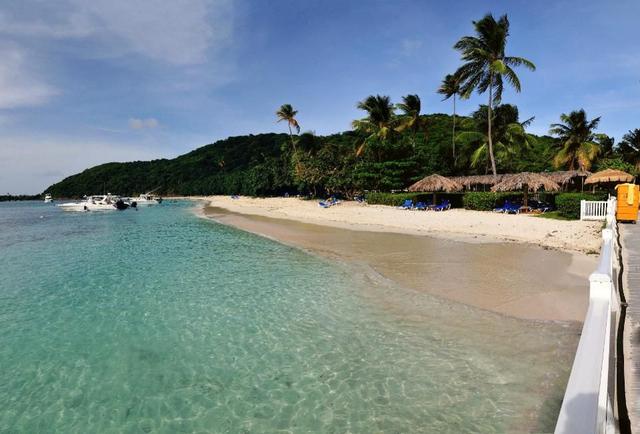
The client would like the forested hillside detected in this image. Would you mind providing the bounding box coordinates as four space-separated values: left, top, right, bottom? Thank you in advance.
44 110 636 198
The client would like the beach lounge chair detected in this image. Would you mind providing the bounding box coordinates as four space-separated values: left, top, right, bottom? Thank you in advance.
400 199 414 210
433 200 451 211
529 200 552 213
494 200 518 213
318 201 331 208
504 201 521 214
415 201 427 210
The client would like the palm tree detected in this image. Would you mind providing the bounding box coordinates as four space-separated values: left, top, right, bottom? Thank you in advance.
550 109 601 171
454 13 536 176
618 129 640 169
396 94 425 148
276 104 300 152
456 104 535 172
352 95 396 157
437 73 463 162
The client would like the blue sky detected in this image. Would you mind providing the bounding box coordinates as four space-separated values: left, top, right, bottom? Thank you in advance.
1 0 639 194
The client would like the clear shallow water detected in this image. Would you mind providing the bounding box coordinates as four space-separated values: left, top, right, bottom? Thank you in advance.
0 201 576 433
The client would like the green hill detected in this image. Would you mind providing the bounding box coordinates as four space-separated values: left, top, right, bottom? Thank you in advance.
44 113 560 198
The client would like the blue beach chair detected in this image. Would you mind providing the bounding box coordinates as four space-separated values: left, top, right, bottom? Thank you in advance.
400 199 414 210
494 200 517 213
415 201 427 210
433 200 451 211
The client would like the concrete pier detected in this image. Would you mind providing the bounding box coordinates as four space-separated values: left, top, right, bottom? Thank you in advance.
621 223 640 431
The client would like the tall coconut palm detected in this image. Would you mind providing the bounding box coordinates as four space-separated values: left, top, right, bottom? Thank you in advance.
456 104 535 172
276 104 300 152
437 73 463 161
454 13 536 176
352 95 396 157
550 109 601 171
619 129 640 169
396 94 424 148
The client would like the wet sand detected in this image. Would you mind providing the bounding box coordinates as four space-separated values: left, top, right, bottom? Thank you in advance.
202 205 597 322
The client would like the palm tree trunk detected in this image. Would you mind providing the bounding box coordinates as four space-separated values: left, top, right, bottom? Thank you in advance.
288 124 297 153
487 75 497 177
452 95 456 164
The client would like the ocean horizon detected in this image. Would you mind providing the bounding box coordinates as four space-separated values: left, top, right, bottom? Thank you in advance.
0 201 576 433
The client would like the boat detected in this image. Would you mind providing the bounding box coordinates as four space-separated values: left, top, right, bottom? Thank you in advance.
58 194 129 212
44 194 53 203
133 193 162 206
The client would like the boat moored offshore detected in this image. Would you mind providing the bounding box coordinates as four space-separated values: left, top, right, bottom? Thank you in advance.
133 193 162 206
57 194 130 212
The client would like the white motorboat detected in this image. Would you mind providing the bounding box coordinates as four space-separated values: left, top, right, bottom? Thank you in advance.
133 193 162 206
44 194 53 203
58 194 129 212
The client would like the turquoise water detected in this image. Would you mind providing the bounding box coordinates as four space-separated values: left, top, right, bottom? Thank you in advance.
0 201 575 433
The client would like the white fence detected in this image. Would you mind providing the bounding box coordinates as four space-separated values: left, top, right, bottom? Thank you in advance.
581 200 612 221
555 197 620 434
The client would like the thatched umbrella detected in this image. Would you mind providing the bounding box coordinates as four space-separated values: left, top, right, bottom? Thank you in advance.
452 174 506 191
491 172 560 209
408 174 463 205
585 169 634 185
543 170 590 185
542 170 591 192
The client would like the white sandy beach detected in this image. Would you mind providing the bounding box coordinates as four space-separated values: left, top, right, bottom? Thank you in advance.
201 195 602 254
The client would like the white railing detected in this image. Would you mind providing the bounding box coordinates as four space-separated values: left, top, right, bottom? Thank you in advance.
581 200 611 221
555 197 620 434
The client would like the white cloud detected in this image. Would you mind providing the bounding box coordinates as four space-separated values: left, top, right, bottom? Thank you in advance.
0 43 59 109
0 0 233 65
129 117 160 130
0 11 94 38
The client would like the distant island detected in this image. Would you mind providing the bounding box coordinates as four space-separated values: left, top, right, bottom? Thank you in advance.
1 194 42 202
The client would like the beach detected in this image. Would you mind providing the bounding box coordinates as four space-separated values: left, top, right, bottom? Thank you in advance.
200 196 601 322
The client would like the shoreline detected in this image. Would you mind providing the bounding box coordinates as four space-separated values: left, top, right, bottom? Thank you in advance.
186 195 603 254
195 197 599 322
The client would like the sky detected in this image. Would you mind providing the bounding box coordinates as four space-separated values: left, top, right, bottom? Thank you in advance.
0 0 639 194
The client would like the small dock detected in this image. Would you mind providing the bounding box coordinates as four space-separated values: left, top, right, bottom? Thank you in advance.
621 223 640 431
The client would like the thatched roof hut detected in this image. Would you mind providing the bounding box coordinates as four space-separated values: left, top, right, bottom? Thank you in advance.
408 174 462 205
492 172 560 192
453 171 587 191
491 172 560 208
585 169 634 185
543 170 591 185
408 174 463 192
452 174 506 189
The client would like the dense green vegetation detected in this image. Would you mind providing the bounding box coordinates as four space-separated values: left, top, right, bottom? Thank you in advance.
555 192 609 219
462 192 522 211
44 108 639 199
